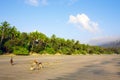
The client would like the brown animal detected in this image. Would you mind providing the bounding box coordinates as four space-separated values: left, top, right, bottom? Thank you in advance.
10 57 14 65
30 60 43 70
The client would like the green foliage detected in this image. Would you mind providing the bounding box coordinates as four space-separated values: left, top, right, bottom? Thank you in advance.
0 50 3 55
80 50 88 55
110 48 120 54
73 50 80 55
60 47 72 55
4 40 14 53
42 47 55 54
0 21 119 55
32 45 44 53
13 46 29 55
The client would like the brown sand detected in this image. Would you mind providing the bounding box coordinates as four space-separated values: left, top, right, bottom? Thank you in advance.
0 55 120 80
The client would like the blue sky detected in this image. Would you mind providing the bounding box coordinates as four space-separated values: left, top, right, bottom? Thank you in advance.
0 0 120 45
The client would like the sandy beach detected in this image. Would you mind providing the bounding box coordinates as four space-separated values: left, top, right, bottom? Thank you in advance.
0 55 120 80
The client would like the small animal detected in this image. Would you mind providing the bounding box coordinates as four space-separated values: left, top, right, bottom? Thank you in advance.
30 60 43 70
10 56 14 65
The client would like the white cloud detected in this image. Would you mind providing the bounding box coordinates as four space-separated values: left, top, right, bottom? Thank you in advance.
25 0 48 6
68 13 100 33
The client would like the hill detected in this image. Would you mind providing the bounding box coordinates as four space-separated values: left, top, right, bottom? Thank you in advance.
100 40 120 48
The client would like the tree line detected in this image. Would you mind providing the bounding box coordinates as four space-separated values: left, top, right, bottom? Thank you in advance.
0 21 120 55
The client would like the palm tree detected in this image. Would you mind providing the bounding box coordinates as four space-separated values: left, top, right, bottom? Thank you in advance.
0 21 10 46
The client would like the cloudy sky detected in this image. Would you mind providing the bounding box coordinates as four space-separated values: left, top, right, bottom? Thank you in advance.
0 0 120 45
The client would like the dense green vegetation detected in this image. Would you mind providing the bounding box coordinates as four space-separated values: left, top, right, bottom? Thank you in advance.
0 21 120 55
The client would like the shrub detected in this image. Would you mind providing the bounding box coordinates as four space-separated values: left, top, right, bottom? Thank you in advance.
60 47 72 55
81 50 87 55
13 46 29 55
43 47 55 54
4 40 14 53
32 45 41 53
73 50 80 55
0 50 3 55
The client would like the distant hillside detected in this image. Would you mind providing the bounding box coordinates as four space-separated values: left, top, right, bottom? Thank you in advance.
100 40 120 48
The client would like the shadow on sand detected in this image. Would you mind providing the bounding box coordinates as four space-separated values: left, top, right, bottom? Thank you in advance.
48 60 120 80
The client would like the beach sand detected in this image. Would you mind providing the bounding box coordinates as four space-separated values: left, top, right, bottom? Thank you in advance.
0 55 120 80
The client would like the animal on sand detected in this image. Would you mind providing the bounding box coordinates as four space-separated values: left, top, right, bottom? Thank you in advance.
30 60 43 70
10 56 14 65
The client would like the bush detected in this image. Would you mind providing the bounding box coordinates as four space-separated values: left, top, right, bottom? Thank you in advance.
73 50 80 55
0 50 3 55
4 40 14 53
13 46 29 55
60 47 72 55
43 47 55 54
81 50 87 55
32 45 41 53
